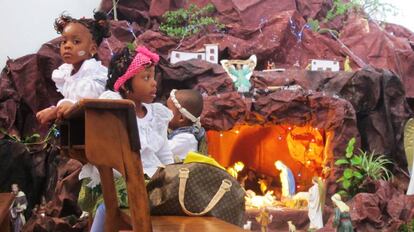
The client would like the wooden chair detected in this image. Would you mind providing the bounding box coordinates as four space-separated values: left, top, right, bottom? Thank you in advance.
60 99 245 232
0 193 15 232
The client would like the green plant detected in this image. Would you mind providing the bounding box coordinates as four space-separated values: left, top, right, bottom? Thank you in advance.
306 18 339 37
360 150 393 180
323 0 397 23
159 3 224 38
126 42 135 52
399 218 414 232
325 0 357 22
0 124 59 151
353 0 397 21
307 18 320 32
335 138 362 197
335 138 393 198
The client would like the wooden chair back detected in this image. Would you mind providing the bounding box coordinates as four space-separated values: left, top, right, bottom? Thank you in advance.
61 99 150 232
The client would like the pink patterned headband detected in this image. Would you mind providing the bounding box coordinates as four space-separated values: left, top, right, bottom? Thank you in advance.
114 46 160 92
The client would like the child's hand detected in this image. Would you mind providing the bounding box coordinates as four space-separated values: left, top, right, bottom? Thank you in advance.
56 102 75 120
36 106 58 124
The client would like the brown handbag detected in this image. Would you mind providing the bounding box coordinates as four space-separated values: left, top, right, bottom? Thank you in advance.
146 162 246 226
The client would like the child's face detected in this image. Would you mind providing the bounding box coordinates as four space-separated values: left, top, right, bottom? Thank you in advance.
60 22 97 65
127 66 157 104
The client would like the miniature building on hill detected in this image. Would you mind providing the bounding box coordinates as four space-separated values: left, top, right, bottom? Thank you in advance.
310 59 340 72
170 44 219 64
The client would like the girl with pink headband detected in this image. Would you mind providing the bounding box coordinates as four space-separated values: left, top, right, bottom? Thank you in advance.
79 45 174 232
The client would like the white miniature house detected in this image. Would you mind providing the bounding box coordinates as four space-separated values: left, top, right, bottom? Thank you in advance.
170 44 218 64
310 59 340 72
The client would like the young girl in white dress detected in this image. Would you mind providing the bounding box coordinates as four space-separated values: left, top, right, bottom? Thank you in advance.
84 45 174 232
36 12 110 124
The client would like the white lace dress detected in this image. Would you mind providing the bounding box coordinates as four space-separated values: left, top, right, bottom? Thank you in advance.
52 58 107 106
79 91 174 187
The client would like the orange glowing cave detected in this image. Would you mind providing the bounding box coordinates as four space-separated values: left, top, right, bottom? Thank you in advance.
207 124 334 192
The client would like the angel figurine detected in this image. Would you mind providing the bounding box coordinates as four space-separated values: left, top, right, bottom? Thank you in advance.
331 193 354 232
221 55 257 93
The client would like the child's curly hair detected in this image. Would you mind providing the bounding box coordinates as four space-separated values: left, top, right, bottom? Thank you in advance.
106 47 135 96
54 11 111 46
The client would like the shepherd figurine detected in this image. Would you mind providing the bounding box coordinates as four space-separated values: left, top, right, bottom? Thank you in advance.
255 207 273 232
331 193 354 232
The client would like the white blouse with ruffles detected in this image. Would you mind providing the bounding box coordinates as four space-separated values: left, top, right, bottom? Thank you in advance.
52 58 107 106
79 91 174 187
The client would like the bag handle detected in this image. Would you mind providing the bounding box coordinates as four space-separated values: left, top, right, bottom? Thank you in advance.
178 168 232 216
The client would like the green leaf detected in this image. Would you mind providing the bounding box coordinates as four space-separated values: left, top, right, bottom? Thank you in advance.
342 179 351 189
336 177 344 183
126 42 135 52
345 138 355 158
337 190 349 198
343 168 353 179
353 171 363 179
351 155 362 166
25 133 40 141
335 159 349 165
159 3 222 38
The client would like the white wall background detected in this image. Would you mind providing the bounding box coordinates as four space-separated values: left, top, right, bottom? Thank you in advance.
0 0 102 68
382 0 414 32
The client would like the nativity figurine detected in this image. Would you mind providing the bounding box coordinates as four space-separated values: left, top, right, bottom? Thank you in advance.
331 193 354 232
10 183 28 232
274 160 296 198
308 177 325 230
255 207 273 232
221 55 257 93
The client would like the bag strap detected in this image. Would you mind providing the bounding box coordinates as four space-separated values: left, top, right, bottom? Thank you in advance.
178 168 232 216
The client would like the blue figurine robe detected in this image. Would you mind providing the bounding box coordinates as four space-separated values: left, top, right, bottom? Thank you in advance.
287 168 296 196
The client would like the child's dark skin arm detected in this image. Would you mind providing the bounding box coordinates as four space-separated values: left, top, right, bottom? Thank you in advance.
56 101 75 120
36 106 58 124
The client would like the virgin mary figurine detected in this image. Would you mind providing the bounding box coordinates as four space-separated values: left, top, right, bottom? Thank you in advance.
274 161 295 198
